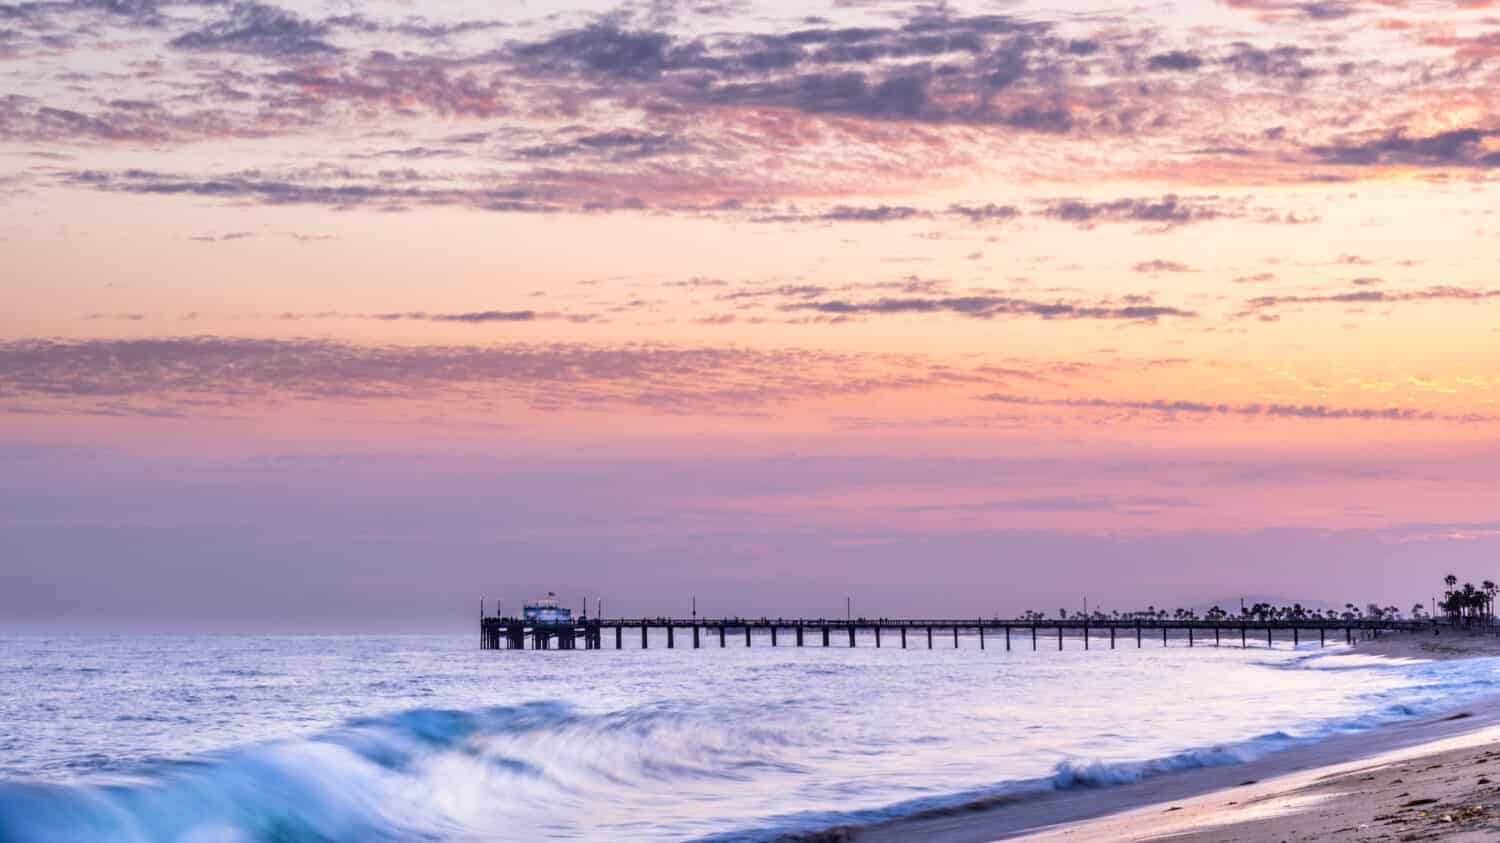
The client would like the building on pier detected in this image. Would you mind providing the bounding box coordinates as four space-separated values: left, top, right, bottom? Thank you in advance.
523 593 571 625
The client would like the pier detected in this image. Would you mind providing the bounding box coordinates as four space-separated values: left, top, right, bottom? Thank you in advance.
480 616 1430 650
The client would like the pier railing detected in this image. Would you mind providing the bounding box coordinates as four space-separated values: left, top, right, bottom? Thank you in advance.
480 616 1432 650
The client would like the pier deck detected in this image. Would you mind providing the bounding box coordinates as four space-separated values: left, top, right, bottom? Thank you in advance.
480 616 1430 650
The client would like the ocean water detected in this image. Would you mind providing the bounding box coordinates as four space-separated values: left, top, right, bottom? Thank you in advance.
1 632 1497 842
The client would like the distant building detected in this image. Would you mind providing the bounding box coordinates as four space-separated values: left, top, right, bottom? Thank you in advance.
523 593 572 624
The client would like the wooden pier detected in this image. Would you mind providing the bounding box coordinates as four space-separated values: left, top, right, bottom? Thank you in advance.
480 616 1429 650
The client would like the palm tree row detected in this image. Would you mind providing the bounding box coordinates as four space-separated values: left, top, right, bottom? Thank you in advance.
1440 575 1497 625
1014 573 1500 626
1020 602 1406 623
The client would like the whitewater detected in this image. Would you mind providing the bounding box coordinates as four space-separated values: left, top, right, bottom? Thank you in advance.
2 633 1497 842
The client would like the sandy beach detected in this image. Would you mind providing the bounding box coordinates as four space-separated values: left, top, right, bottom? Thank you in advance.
841 630 1500 843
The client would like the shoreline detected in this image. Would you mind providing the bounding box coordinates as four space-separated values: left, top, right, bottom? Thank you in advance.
836 632 1500 843
1030 724 1500 842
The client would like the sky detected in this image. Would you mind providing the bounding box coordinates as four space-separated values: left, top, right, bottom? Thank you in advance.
2 0 1499 630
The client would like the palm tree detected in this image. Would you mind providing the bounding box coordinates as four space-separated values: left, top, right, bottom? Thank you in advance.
1441 583 1488 625
1484 581 1497 625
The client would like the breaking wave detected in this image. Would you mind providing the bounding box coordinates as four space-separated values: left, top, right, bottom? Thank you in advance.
2 685 1492 843
4 643 1498 842
0 700 830 842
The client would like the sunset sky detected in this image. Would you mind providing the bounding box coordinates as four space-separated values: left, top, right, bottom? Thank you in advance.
3 0 1499 629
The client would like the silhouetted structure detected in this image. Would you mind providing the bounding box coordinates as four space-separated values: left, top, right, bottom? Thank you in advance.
479 614 1427 651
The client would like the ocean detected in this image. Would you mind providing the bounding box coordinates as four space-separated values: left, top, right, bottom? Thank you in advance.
1 632 1496 842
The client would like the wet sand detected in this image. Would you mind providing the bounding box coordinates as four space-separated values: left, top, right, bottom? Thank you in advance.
843 630 1500 843
1012 716 1500 843
1343 629 1500 663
